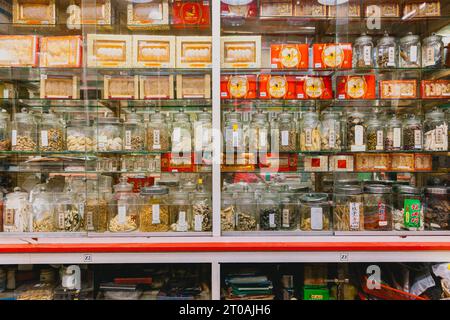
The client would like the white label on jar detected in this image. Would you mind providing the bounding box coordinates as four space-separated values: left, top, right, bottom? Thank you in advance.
4 209 15 225
393 128 401 148
11 130 17 146
349 202 361 230
118 205 126 224
259 130 267 148
329 129 336 148
311 207 323 230
58 212 65 229
152 204 160 224
281 130 289 146
376 130 384 148
282 209 290 228
177 211 187 232
194 214 203 231
363 46 372 65
98 135 107 148
125 130 131 148
409 46 418 63
388 47 395 66
414 130 422 148
40 130 49 147
86 211 94 231
152 130 161 149
269 213 275 228
232 131 239 147
79 203 84 217
355 125 364 146
173 127 181 143
305 128 312 146
436 127 444 145
425 47 435 66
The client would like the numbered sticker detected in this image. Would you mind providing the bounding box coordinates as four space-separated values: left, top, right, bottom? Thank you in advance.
339 252 349 262
83 254 93 263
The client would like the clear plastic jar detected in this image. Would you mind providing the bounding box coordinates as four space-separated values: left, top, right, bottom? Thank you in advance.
279 192 298 231
169 189 191 232
192 187 212 232
123 112 144 151
385 115 403 151
249 111 269 153
403 115 423 151
236 191 257 231
424 109 448 151
0 110 11 151
139 185 169 232
422 33 444 68
333 185 364 231
147 111 169 152
320 112 342 151
376 32 398 68
271 112 296 153
300 111 321 151
399 33 421 68
354 33 374 68
84 192 109 232
221 192 235 232
3 187 32 232
224 112 245 153
364 185 393 231
109 177 139 232
366 116 385 151
347 111 366 151
95 114 122 152
171 110 192 153
300 193 331 231
39 113 64 152
31 187 55 232
393 185 424 231
259 193 280 231
66 116 95 152
53 192 83 232
11 108 37 151
425 187 449 230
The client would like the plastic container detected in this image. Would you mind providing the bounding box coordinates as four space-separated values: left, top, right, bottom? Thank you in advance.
399 33 421 68
11 108 37 151
425 187 449 230
123 112 145 151
422 33 444 68
139 185 170 232
364 185 393 231
300 193 331 231
3 187 32 232
109 177 139 232
147 111 169 152
39 112 64 152
393 185 424 231
354 34 374 68
333 185 364 231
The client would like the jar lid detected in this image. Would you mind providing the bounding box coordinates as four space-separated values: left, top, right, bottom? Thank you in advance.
396 185 421 194
278 112 293 121
405 114 421 124
364 184 392 194
113 177 133 192
367 116 382 126
334 185 362 195
378 32 396 45
14 108 33 121
97 113 121 124
426 108 445 119
303 111 319 119
125 112 142 124
170 189 189 200
388 115 402 127
300 193 328 203
174 110 190 122
0 109 9 119
425 187 449 195
238 191 254 199
423 33 442 44
288 184 309 193
226 112 241 122
150 110 166 122
252 111 267 122
323 112 339 120
400 32 420 44
198 111 211 122
140 185 168 195
182 180 197 191
355 33 373 44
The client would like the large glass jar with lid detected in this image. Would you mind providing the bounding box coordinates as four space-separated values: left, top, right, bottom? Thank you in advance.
363 185 393 231
3 187 32 232
139 185 169 232
169 188 191 232
422 33 444 68
353 33 374 68
300 111 321 151
193 110 212 167
399 33 421 68
320 112 342 151
376 32 398 68
192 181 212 232
366 116 385 151
53 191 83 232
224 112 245 153
39 112 64 152
84 192 109 233
221 192 235 232
248 110 269 153
31 187 55 232
171 110 192 153
299 193 331 231
393 185 424 231
235 191 257 231
109 177 139 232
425 187 449 230
424 108 448 151
66 115 95 152
347 110 366 151
403 115 423 150
147 111 169 152
272 112 297 153
333 185 364 231
385 115 403 151
0 110 11 151
258 193 280 231
123 111 144 151
279 192 298 231
95 114 122 152
11 108 37 151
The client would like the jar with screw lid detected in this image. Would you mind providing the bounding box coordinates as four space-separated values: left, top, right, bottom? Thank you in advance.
425 186 449 230
399 32 421 68
169 188 192 232
224 112 245 153
259 193 280 231
3 187 32 232
66 115 95 152
193 110 212 165
221 192 235 232
95 113 122 152
320 112 342 151
272 112 297 153
279 191 299 231
31 186 55 232
171 110 192 153
235 191 257 231
300 111 321 151
347 110 366 151
249 110 269 153
192 183 212 232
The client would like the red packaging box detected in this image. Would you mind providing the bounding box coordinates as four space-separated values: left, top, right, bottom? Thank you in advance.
161 152 195 172
259 75 297 99
295 76 333 100
313 43 352 69
421 80 450 99
172 1 210 28
221 75 257 99
259 153 298 172
270 44 309 69
221 0 257 18
336 75 376 99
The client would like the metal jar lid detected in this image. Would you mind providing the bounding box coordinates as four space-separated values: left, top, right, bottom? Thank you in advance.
300 193 328 203
425 187 449 195
140 185 169 196
400 32 420 44
378 32 396 46
334 185 362 195
394 185 421 195
364 184 392 194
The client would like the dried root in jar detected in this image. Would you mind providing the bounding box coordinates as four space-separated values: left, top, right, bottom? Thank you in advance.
140 205 169 232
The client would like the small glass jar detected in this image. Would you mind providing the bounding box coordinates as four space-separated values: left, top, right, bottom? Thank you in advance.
399 32 421 68
279 192 298 231
320 112 342 151
0 110 11 151
95 114 122 152
192 189 212 232
333 185 364 231
53 192 83 232
376 32 398 68
259 193 280 231
221 192 235 232
354 33 374 68
300 193 331 231
366 116 385 151
224 112 245 153
66 116 95 152
147 111 169 152
171 110 192 153
385 115 403 151
300 111 321 151
123 112 144 151
31 187 55 232
139 185 170 232
393 185 424 231
347 111 366 151
422 33 444 68
169 189 191 232
425 187 449 230
364 185 393 231
424 108 448 151
272 112 297 153
109 177 139 232
403 115 423 151
249 111 269 153
39 113 64 152
84 192 109 232
11 108 37 151
236 191 257 231
3 187 32 232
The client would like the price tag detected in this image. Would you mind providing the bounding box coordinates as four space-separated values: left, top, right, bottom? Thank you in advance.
410 46 418 63
305 128 312 146
388 47 395 66
83 254 93 263
339 252 349 262
376 130 384 148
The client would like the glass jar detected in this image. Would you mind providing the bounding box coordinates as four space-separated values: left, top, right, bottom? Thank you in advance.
192 189 212 232
84 192 109 232
95 114 122 152
364 185 393 231
147 111 169 152
39 113 64 152
123 112 144 151
425 187 449 230
194 110 212 154
224 112 245 153
235 191 257 231
139 185 169 232
403 115 423 151
424 109 448 151
169 189 191 232
299 193 331 231
248 111 269 153
376 32 397 68
333 185 364 231
109 177 139 232
422 33 444 68
399 32 421 68
354 33 374 68
221 192 235 232
53 192 83 232
272 112 297 153
3 187 32 232
347 111 366 151
366 116 385 151
11 108 37 151
66 116 95 152
31 187 55 232
171 110 192 153
393 185 424 231
300 111 321 151
385 115 403 151
0 110 11 151
279 192 298 231
320 112 342 151
258 193 280 231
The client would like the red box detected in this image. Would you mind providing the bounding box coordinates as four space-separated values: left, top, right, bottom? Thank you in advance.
313 43 352 69
172 1 210 28
161 152 195 172
221 75 257 99
270 44 309 69
259 153 298 172
221 0 257 18
421 80 450 99
295 76 333 100
127 176 155 193
259 75 297 99
336 75 376 99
